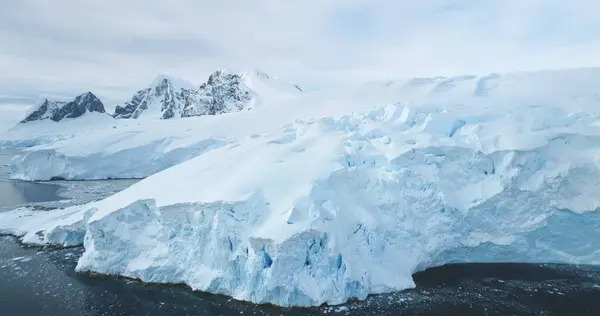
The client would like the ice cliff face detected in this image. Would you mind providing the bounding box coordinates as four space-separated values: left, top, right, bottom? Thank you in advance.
113 70 293 120
20 92 107 123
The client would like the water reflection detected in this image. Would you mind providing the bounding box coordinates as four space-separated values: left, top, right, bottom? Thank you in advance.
0 152 64 211
0 181 63 209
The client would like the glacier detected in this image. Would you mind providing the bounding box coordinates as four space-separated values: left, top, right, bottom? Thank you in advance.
1 67 600 306
4 67 600 181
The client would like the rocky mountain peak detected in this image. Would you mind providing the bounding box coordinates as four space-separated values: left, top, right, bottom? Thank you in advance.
113 76 192 120
154 77 171 90
21 92 107 123
183 70 253 117
205 70 242 87
112 69 302 120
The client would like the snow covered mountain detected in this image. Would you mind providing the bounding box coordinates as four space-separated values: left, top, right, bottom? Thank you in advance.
112 75 194 120
20 92 108 123
181 70 252 117
4 67 600 180
113 70 302 120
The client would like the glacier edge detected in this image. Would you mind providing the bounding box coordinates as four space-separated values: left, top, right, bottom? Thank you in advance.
2 102 600 307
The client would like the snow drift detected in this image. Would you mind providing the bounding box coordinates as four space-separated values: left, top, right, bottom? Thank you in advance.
2 94 600 306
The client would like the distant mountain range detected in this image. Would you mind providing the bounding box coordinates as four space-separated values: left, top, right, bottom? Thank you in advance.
20 67 600 125
20 69 303 123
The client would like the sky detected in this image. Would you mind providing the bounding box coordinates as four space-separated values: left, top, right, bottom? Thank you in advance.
1 0 600 129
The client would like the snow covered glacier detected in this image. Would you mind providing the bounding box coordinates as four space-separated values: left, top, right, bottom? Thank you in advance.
2 68 600 306
5 67 600 181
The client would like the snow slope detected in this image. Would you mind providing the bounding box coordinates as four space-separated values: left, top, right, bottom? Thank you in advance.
2 67 600 306
0 113 117 151
4 67 600 181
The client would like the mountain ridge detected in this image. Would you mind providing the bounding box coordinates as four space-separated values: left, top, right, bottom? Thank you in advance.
20 92 109 123
113 69 301 120
17 66 600 124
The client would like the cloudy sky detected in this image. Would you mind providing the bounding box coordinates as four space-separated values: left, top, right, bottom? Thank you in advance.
1 0 600 128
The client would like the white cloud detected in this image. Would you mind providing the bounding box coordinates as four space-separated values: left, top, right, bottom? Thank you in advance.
1 0 599 109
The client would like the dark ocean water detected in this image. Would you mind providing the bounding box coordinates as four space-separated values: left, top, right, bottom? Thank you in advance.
2 236 600 316
1 152 600 315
